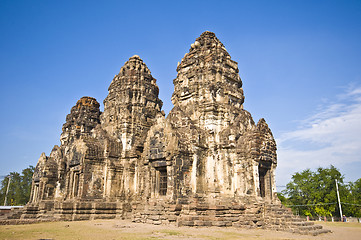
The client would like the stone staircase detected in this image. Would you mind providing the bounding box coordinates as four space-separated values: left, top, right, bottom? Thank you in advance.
263 203 331 236
0 200 126 224
0 207 24 220
0 206 46 225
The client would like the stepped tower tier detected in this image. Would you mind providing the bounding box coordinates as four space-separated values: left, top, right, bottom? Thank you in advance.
101 55 163 156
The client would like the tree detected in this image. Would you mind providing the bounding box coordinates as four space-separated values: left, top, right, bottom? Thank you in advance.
20 166 35 204
281 165 345 218
344 178 361 217
279 166 361 218
0 166 34 206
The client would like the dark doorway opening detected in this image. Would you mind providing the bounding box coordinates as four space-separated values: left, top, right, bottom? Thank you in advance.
258 160 272 198
259 167 267 197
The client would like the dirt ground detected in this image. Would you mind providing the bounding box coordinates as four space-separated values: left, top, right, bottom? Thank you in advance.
0 219 360 240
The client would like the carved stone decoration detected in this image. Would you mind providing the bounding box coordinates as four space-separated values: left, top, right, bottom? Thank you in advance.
2 32 329 235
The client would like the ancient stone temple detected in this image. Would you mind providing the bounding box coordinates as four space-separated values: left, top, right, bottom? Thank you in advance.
2 32 329 235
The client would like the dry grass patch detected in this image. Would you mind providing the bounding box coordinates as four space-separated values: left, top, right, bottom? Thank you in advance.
1 219 361 240
320 221 361 228
0 220 151 240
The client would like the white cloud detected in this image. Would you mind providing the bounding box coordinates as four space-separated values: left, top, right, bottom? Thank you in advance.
276 86 361 186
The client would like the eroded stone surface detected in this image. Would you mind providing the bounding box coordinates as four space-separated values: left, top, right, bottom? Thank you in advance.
101 55 163 155
1 32 328 235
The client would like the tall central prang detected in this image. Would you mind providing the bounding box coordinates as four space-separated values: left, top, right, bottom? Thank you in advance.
101 55 163 156
144 31 277 202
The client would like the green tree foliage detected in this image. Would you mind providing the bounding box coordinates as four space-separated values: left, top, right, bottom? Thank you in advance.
279 165 361 218
343 178 361 217
0 166 34 206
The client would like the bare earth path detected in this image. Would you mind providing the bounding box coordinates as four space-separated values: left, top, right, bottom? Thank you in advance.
0 219 360 240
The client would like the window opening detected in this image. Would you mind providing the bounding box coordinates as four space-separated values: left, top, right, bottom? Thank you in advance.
158 167 167 196
73 172 79 198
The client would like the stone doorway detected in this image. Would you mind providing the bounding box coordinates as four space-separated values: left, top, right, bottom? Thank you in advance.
258 161 271 199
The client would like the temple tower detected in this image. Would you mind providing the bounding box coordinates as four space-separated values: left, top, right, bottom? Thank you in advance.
172 31 245 134
153 31 277 202
101 55 163 157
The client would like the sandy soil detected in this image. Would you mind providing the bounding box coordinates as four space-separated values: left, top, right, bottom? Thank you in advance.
0 219 360 240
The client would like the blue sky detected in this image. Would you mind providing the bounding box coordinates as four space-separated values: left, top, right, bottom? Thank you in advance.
1 0 360 187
